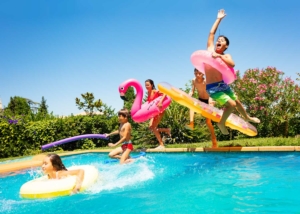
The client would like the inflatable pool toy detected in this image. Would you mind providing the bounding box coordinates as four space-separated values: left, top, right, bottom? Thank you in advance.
20 165 98 199
157 82 257 136
118 79 171 123
158 82 257 136
119 79 171 122
191 50 236 84
104 152 146 164
42 134 108 150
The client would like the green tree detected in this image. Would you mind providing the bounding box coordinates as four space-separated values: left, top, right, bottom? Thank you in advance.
75 92 116 117
7 96 31 116
75 92 103 116
38 96 48 116
123 86 136 111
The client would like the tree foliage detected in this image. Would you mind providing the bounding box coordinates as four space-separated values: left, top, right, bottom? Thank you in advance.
37 96 48 116
0 115 118 158
7 96 31 116
123 86 136 110
231 67 300 137
75 92 115 117
75 92 104 116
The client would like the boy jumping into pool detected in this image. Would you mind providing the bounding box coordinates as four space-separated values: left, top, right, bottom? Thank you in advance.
205 9 260 134
185 68 217 147
106 109 134 164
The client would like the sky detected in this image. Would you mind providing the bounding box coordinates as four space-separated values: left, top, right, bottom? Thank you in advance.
0 0 299 116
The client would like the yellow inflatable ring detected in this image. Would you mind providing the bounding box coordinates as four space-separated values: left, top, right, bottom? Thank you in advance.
20 165 98 199
158 82 257 136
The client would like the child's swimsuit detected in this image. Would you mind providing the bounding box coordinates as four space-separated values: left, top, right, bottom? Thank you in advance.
121 141 134 151
206 80 237 105
147 91 163 102
198 98 209 104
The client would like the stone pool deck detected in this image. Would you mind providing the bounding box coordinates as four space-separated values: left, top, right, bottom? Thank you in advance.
1 146 300 174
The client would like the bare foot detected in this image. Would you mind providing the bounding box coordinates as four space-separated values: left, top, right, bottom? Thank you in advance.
217 123 229 135
154 145 165 150
247 117 260 123
185 122 194 130
124 159 135 164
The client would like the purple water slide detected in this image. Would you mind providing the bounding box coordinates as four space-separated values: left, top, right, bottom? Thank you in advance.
41 134 108 150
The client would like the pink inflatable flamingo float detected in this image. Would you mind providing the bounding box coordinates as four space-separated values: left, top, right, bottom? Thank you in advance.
118 79 172 123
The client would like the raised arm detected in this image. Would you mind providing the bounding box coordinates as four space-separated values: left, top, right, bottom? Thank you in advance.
207 9 226 51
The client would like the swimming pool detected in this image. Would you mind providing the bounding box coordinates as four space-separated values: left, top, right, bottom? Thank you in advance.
1 152 299 213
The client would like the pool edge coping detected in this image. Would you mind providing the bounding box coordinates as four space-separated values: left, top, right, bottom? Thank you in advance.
1 146 299 174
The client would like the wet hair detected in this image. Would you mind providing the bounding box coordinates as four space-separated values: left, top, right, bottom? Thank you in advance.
218 35 230 46
47 153 67 171
118 108 130 118
145 79 156 90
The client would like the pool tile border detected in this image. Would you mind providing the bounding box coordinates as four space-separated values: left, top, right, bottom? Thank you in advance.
258 146 295 151
0 146 299 174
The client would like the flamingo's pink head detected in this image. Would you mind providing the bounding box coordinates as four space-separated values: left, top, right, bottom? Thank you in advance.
118 79 135 101
119 85 128 101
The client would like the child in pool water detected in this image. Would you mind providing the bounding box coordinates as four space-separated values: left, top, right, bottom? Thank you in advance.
204 9 260 135
106 109 134 164
42 153 84 193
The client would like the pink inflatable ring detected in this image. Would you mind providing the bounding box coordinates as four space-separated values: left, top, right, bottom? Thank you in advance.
191 50 236 84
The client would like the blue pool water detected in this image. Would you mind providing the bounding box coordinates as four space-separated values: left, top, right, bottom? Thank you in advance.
0 152 300 214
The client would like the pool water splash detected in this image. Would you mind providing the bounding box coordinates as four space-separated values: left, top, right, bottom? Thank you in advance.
86 158 155 194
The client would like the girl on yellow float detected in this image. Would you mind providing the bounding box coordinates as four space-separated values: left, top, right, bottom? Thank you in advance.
42 153 84 194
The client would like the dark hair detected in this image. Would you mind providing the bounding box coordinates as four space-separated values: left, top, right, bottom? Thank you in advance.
118 108 130 118
193 68 205 78
47 154 67 171
145 79 156 90
218 35 230 46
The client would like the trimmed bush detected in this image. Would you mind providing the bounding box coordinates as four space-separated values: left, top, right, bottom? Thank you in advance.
0 115 119 158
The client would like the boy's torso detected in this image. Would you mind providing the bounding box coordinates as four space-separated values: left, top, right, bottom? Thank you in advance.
119 122 131 141
194 78 209 100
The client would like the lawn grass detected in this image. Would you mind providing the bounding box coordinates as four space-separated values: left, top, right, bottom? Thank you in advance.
1 137 300 162
133 137 300 149
88 137 300 150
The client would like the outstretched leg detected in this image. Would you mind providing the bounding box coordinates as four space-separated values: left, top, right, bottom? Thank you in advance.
120 149 133 164
108 147 123 159
235 100 260 123
218 99 236 135
149 112 168 148
157 128 171 137
206 118 218 148
185 109 195 130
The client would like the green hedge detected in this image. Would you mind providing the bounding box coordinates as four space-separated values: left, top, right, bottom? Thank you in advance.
0 115 119 158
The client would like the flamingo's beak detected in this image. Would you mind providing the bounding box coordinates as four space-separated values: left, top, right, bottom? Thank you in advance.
120 96 128 101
